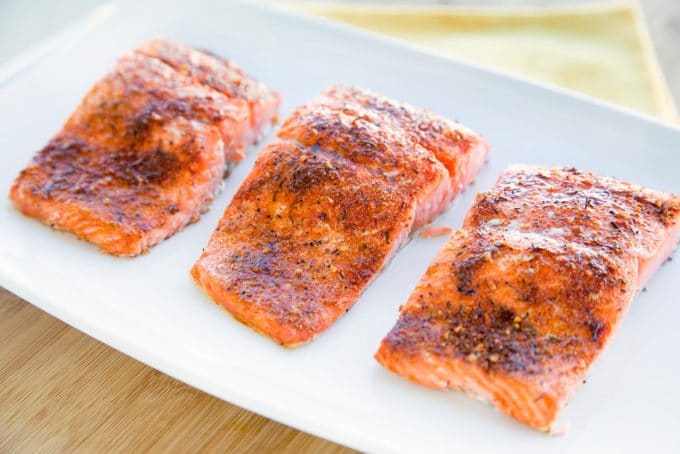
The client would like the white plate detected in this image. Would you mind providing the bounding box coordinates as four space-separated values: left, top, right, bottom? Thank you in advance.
1 1 679 452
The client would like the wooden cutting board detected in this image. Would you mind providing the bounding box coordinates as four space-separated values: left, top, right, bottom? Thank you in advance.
0 288 351 452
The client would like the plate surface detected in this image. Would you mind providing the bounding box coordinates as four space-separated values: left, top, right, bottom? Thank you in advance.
1 1 679 452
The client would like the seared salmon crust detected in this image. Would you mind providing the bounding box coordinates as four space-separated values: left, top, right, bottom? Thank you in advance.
9 39 280 256
191 85 488 346
375 165 680 431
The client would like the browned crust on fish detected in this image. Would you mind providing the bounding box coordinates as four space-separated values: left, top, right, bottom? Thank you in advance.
376 166 680 430
192 85 488 345
9 40 280 256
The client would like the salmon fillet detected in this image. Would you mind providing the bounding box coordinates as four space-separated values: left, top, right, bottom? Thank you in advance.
375 165 680 431
136 39 280 161
9 40 280 256
191 85 488 346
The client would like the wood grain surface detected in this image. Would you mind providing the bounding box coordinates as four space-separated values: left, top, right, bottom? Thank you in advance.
0 288 350 453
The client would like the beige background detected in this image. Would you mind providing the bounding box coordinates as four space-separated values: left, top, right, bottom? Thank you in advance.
1 0 677 106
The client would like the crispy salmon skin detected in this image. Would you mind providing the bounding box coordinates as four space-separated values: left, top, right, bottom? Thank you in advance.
9 40 280 256
191 85 488 346
375 166 680 431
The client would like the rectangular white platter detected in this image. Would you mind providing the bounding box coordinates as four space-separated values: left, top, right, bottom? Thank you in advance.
1 1 679 452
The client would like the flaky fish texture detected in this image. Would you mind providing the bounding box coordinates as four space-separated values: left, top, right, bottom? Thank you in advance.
375 165 680 431
191 85 488 346
10 39 280 256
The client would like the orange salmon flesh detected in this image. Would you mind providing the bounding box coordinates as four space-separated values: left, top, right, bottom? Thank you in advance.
191 85 488 346
9 39 280 256
375 165 680 431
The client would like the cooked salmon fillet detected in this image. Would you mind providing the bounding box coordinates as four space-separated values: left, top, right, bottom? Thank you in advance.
136 39 280 161
191 85 488 346
9 40 280 256
375 166 680 431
